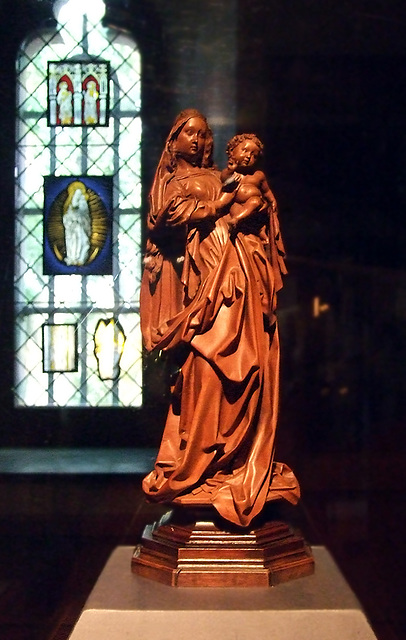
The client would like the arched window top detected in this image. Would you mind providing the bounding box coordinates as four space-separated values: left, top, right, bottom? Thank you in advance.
53 0 106 26
19 0 141 118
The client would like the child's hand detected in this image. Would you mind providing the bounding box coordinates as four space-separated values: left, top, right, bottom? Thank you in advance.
222 213 237 230
227 159 238 172
222 171 241 190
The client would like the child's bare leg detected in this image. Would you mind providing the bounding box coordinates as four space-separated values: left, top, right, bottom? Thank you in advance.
232 196 263 223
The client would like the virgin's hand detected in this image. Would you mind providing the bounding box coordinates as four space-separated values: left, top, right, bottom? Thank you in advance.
223 213 236 229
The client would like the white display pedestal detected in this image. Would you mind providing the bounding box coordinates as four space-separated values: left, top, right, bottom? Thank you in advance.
68 545 377 640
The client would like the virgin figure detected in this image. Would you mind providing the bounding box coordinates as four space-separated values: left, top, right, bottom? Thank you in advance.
140 109 299 527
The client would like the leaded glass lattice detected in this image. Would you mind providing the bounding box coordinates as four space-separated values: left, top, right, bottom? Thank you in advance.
15 0 142 407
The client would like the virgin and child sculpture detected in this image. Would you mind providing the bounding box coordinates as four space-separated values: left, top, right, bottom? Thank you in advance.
140 109 300 529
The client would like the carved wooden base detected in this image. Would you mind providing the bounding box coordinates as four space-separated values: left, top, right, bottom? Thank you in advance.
131 508 314 587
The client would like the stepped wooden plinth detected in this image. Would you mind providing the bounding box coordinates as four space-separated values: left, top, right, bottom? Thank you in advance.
131 508 314 587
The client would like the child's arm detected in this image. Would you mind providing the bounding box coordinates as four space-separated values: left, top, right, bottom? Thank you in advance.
218 161 240 211
258 171 277 211
220 166 234 183
221 159 242 187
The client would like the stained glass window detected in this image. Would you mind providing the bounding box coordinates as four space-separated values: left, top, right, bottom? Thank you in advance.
14 0 143 407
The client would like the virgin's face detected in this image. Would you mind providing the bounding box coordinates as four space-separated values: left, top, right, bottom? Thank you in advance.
173 117 208 164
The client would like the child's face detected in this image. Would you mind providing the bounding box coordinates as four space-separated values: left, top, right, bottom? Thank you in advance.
230 139 260 170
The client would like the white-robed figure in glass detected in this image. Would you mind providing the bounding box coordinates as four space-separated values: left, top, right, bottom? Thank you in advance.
63 181 92 266
83 80 99 124
56 80 73 125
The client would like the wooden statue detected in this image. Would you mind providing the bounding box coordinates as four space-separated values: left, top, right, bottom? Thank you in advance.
133 110 313 586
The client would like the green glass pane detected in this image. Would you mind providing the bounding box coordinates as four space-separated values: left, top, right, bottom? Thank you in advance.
87 145 114 174
118 313 142 406
119 167 141 209
17 149 50 209
115 58 141 111
15 212 42 250
25 73 47 107
54 127 83 146
15 269 50 307
15 215 49 306
15 315 50 407
52 373 83 406
118 215 141 303
55 145 83 173
87 27 110 57
87 125 115 147
17 117 50 147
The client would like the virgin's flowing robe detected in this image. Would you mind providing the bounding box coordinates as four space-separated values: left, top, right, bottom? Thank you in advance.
140 166 299 527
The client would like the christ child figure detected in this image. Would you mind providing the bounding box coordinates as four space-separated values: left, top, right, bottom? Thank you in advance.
221 133 278 242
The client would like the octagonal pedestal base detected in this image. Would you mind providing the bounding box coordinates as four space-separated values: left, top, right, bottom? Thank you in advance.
131 508 314 587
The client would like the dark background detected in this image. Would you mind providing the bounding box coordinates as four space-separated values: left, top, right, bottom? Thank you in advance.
0 1 406 638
